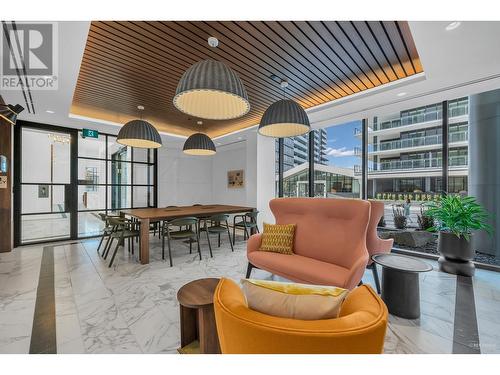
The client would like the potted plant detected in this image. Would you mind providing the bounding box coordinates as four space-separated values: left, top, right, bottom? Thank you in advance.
425 194 492 276
417 205 434 231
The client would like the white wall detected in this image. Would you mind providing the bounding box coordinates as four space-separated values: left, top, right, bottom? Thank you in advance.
211 141 248 206
256 135 276 227
156 129 277 230
157 142 213 207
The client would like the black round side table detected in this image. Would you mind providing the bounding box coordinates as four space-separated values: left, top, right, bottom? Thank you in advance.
372 253 432 319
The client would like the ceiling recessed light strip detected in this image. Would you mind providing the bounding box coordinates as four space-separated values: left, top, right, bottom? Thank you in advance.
446 21 461 31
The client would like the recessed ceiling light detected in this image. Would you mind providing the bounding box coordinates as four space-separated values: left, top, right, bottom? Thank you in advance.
46 110 55 114
396 92 407 97
445 21 461 31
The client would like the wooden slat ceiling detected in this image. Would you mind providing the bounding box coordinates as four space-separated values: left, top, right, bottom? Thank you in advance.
72 21 423 138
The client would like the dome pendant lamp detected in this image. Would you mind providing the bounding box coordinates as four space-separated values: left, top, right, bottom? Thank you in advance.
117 106 162 149
183 120 216 156
173 37 250 120
258 80 310 138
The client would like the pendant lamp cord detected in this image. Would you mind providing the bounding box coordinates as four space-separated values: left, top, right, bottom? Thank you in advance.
280 79 288 100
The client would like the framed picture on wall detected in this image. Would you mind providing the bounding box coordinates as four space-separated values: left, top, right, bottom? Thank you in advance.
227 169 244 189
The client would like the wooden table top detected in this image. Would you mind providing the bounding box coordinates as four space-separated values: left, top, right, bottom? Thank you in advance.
121 204 255 220
177 278 221 309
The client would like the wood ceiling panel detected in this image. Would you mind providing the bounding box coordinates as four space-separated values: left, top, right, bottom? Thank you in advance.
72 21 423 138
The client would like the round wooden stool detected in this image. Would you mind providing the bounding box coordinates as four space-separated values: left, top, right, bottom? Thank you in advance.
177 278 221 354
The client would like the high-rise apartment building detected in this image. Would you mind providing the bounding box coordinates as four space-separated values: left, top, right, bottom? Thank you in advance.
356 97 469 198
276 128 329 173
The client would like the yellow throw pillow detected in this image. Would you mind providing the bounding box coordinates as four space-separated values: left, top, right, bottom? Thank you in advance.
259 222 295 255
241 279 349 320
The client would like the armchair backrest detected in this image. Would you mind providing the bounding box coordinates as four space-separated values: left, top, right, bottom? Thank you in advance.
269 198 370 269
366 200 394 259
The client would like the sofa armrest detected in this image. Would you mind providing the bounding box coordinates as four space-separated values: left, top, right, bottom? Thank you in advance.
247 233 263 255
345 251 369 290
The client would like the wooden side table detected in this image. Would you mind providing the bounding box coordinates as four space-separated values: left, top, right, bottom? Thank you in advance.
177 278 221 354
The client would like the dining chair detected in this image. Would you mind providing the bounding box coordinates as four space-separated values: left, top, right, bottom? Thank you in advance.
162 217 201 267
232 211 259 244
103 217 141 268
201 214 234 257
96 213 118 254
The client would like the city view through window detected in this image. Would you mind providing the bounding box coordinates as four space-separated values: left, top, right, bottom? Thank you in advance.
275 96 500 265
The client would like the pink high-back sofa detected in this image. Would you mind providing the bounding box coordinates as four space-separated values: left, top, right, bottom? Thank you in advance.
365 200 394 293
246 198 371 290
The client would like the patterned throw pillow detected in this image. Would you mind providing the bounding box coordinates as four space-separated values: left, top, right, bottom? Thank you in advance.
259 222 295 255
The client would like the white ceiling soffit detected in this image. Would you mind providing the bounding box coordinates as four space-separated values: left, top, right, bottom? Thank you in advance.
3 21 500 143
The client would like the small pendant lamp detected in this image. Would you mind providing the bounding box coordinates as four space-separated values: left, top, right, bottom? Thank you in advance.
183 120 216 156
183 133 216 156
117 106 162 149
173 37 250 120
258 80 310 138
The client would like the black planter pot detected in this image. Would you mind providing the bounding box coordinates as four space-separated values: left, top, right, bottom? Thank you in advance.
437 231 475 276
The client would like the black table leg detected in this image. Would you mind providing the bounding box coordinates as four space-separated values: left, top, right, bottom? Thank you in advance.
381 267 421 319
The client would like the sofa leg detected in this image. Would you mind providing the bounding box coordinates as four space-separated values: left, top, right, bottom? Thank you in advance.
371 264 381 294
246 262 254 278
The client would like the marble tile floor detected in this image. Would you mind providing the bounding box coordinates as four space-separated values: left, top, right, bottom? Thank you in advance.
1 233 500 354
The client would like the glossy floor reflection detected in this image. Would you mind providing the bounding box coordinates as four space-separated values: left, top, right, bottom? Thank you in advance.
1 233 499 354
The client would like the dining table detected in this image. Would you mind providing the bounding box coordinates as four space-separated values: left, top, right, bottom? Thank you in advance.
120 204 256 264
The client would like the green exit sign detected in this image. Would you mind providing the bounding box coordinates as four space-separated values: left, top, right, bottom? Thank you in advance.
82 129 99 139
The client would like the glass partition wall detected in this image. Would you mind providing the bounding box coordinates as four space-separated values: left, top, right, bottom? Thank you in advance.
15 122 157 245
78 133 156 237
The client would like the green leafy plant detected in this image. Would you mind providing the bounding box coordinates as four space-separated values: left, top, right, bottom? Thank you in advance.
425 194 492 241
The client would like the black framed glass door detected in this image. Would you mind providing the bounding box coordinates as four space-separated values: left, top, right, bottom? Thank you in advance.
14 124 78 245
14 121 158 246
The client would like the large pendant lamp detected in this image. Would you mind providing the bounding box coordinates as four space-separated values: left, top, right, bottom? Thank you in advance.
258 80 310 138
173 37 250 120
117 106 162 149
183 132 216 156
0 104 24 125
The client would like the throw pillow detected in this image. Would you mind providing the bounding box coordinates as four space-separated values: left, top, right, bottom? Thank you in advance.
259 222 295 255
241 279 349 320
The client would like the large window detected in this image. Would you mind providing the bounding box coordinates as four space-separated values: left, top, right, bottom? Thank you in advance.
320 121 361 198
271 94 500 267
281 134 309 197
77 132 156 237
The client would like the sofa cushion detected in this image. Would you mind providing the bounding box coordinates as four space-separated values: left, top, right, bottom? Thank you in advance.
259 222 296 255
241 279 348 320
248 250 350 287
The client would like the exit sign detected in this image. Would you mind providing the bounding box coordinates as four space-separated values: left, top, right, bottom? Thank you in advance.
82 129 99 139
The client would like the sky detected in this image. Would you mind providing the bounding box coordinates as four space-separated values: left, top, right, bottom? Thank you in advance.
324 120 361 168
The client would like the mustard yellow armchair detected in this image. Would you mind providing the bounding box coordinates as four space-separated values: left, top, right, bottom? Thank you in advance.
214 278 388 354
